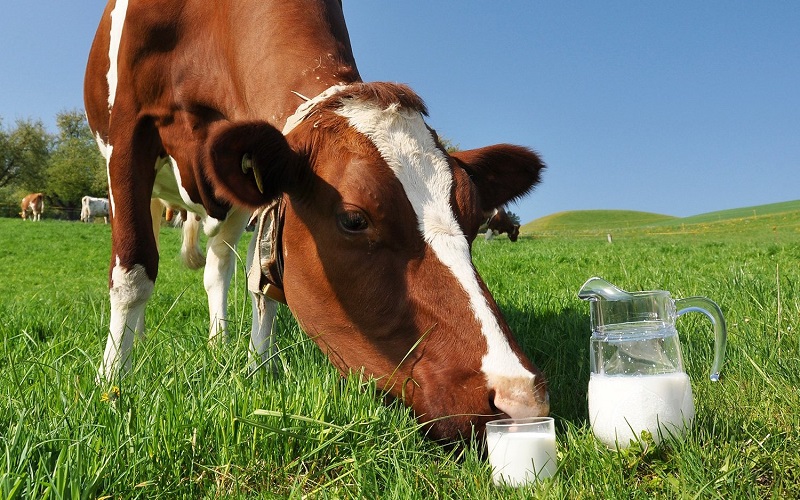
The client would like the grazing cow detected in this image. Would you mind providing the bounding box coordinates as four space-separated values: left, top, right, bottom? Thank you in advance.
81 196 110 223
20 193 44 221
484 207 521 242
85 0 548 440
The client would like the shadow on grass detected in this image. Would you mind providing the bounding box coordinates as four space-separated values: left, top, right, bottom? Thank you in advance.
502 304 591 430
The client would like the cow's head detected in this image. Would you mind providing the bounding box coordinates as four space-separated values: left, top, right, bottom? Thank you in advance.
205 83 548 440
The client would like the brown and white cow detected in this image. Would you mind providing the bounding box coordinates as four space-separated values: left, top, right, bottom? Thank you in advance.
484 206 521 242
85 0 548 440
20 193 44 221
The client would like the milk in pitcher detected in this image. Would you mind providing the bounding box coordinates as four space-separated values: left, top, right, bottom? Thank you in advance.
588 371 695 448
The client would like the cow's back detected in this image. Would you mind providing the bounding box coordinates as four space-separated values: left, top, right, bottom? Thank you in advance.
85 0 359 142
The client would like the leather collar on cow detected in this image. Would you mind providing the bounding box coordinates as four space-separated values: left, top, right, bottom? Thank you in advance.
248 198 286 304
248 85 351 305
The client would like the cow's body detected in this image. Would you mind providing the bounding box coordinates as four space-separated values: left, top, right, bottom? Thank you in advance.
81 196 110 223
86 0 548 440
485 207 521 242
20 193 44 221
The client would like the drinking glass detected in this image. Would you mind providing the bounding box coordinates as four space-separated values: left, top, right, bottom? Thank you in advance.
486 416 557 487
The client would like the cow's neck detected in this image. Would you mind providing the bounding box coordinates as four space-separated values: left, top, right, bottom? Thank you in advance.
227 0 361 129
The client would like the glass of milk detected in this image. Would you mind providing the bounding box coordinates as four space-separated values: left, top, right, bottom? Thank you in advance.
486 416 557 487
578 277 727 449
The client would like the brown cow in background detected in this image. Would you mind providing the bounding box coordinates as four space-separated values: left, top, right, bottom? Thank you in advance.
484 207 520 241
20 193 44 221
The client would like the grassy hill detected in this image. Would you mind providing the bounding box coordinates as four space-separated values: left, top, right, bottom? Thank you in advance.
651 199 800 226
522 199 800 238
523 210 676 233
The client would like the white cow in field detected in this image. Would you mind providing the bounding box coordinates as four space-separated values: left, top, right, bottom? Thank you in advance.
81 196 110 223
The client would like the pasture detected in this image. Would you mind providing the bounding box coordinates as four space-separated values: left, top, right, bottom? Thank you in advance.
1 204 799 498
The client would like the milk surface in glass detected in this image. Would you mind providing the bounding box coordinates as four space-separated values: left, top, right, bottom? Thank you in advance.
588 371 695 448
486 431 557 486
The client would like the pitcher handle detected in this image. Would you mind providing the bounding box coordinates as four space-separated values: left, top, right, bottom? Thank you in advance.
675 297 727 382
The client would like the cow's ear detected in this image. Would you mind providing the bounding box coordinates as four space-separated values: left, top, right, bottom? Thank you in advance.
450 145 545 213
206 121 304 208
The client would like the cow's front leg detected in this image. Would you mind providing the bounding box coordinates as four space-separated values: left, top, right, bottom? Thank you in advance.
149 198 165 253
100 262 154 379
100 218 159 380
97 124 160 381
205 207 250 341
248 293 280 375
246 233 279 374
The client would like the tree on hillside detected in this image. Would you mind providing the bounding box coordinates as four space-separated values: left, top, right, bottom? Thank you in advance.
46 110 106 207
0 118 51 190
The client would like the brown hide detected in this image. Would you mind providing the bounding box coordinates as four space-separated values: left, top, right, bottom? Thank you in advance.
85 0 548 440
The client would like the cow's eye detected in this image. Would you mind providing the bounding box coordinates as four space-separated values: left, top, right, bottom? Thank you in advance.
337 210 369 233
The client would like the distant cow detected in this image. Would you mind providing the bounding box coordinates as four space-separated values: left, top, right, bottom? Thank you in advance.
484 207 520 242
81 196 110 223
20 193 44 221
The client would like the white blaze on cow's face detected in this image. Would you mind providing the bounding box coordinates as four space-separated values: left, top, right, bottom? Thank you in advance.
335 99 540 406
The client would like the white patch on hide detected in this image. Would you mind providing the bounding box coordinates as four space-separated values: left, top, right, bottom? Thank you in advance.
95 133 116 217
100 260 153 379
106 0 129 111
151 156 225 236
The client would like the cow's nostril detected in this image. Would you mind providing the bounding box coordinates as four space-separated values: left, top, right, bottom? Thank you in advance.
490 375 551 419
537 388 550 406
488 389 501 414
535 381 550 405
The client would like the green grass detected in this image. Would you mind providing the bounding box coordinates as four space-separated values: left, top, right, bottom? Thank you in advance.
2 207 799 498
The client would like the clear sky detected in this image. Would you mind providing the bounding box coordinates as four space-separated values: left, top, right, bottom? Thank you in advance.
1 1 797 223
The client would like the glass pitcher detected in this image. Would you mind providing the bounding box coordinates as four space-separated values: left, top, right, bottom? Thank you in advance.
578 277 727 448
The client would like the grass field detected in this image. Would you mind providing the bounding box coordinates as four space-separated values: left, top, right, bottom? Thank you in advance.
1 203 799 498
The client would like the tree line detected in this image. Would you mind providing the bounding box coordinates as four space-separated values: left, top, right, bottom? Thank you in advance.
1 112 524 224
0 110 106 219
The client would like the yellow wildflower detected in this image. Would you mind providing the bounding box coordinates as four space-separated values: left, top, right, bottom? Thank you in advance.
101 385 121 403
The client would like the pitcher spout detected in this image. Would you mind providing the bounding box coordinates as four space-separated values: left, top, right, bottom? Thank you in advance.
578 277 633 302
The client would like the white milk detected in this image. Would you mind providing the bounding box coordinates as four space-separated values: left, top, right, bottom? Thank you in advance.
486 431 557 486
588 372 695 448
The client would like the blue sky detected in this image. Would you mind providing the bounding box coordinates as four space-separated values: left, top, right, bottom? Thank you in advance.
2 2 797 223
